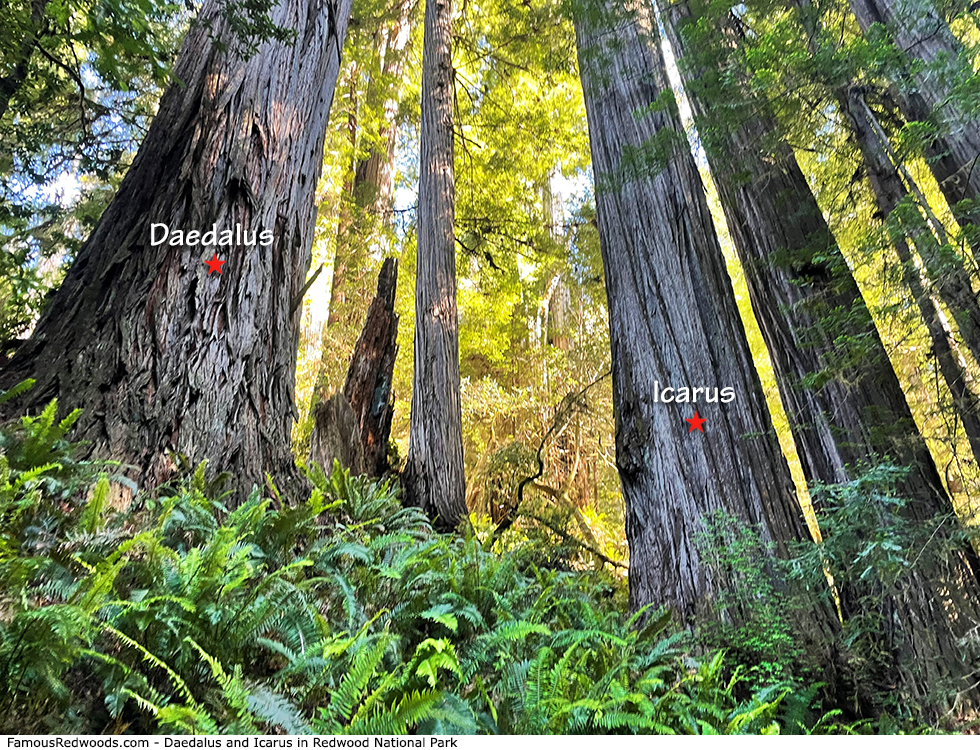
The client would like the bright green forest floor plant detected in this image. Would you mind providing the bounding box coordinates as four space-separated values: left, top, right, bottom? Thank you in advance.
0 382 895 734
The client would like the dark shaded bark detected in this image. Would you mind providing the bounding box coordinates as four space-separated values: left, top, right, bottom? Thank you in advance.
309 258 398 477
404 0 467 528
342 257 398 476
572 0 818 623
668 0 980 719
309 393 365 475
0 0 47 121
841 85 980 716
662 0 949 505
0 0 353 499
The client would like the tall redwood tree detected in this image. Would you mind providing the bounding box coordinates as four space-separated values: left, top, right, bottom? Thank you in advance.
573 0 817 621
404 0 467 527
0 0 353 496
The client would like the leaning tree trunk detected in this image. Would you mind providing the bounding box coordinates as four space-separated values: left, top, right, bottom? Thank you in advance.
844 87 980 465
847 0 980 362
0 0 353 499
841 84 980 717
310 259 398 478
404 0 467 528
661 0 949 506
573 0 817 623
665 0 980 719
848 0 980 223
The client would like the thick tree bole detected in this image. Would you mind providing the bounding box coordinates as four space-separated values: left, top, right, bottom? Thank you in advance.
573 2 823 627
404 0 467 528
0 0 353 499
662 1 950 510
842 85 980 716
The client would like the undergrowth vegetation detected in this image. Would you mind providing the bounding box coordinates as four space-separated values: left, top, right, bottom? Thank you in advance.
0 383 943 735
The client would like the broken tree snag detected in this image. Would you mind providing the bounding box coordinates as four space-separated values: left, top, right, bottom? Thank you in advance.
343 257 398 476
309 392 366 476
309 258 398 477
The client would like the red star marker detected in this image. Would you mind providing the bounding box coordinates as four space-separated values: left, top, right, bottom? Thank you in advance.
204 253 225 275
686 411 706 433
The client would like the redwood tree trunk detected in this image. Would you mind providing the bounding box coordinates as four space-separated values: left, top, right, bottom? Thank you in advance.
573 0 814 622
666 0 980 717
404 0 467 528
844 87 980 466
841 84 980 715
662 0 949 505
848 0 980 221
847 0 980 361
327 0 414 332
0 0 353 498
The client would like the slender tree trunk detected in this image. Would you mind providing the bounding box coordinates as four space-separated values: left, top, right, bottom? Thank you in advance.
844 87 980 463
327 73 361 329
0 0 353 498
848 0 980 221
573 0 817 623
327 0 414 331
404 0 467 528
841 85 980 715
0 0 47 121
847 0 980 363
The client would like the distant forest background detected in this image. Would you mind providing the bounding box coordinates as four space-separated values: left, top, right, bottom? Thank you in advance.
3 0 980 735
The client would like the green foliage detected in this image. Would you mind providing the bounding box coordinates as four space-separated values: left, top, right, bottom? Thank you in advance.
0 391 806 734
695 510 809 694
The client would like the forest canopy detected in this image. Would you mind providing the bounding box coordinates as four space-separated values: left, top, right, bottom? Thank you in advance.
2 0 980 735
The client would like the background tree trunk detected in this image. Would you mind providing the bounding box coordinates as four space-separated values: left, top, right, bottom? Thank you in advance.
661 0 949 513
842 85 980 715
844 86 980 464
848 0 980 224
0 0 353 499
327 0 414 332
573 0 814 622
404 0 467 528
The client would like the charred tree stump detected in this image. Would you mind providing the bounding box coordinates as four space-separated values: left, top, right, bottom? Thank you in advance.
310 258 398 476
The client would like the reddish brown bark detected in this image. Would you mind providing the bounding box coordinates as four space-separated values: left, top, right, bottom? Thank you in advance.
0 0 353 498
404 0 467 528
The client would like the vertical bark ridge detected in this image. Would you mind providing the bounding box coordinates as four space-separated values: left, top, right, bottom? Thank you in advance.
404 0 467 528
573 0 818 623
0 0 353 500
841 84 980 716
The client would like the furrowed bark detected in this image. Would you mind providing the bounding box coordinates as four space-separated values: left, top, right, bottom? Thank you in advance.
0 0 353 500
572 0 817 623
842 84 980 717
310 258 398 477
404 0 467 528
662 0 950 508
